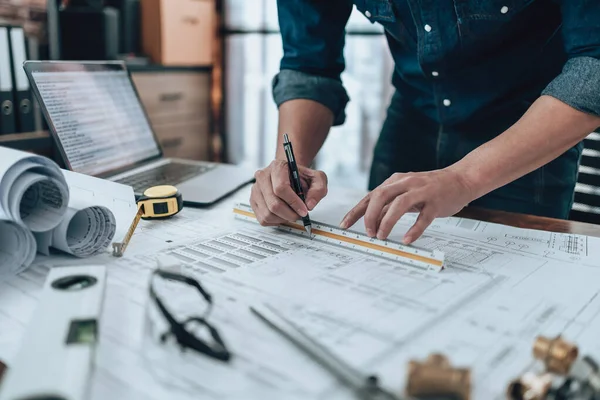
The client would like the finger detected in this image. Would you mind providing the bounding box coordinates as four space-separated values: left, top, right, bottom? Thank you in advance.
271 164 309 217
376 193 419 240
251 184 285 226
364 184 401 237
403 209 435 244
340 195 370 230
382 173 401 186
304 170 328 210
262 174 300 221
377 204 391 226
249 184 260 214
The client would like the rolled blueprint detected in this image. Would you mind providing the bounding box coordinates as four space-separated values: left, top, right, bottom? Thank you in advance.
0 147 69 233
34 170 134 258
0 220 36 280
51 205 117 257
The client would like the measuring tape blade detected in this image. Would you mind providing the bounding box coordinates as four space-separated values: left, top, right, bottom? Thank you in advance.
0 265 106 400
233 203 444 272
112 185 183 258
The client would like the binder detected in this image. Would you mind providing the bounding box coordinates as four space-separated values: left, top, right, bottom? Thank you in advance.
0 26 16 135
8 26 35 133
26 36 46 132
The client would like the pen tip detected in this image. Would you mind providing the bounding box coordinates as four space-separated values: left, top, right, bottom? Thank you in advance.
283 133 290 143
306 225 312 237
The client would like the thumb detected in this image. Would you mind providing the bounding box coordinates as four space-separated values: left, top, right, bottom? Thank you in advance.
304 169 328 210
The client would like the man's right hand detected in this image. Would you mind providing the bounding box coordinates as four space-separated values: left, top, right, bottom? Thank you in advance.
250 159 328 226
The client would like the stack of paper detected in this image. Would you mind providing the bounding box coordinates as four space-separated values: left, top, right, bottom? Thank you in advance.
0 147 137 279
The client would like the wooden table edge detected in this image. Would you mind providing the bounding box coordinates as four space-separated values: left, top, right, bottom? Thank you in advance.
457 207 600 238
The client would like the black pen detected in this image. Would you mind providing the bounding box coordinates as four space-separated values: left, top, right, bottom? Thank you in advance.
283 133 312 236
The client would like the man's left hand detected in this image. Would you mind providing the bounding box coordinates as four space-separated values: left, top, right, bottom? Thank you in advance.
340 168 474 244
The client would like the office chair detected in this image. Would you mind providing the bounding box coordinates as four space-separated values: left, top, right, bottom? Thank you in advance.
570 131 600 224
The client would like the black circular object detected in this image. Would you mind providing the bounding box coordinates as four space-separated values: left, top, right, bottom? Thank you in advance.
1 100 12 116
20 99 31 114
51 275 97 291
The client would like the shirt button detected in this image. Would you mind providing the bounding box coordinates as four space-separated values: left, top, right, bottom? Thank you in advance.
501 6 509 14
431 71 439 77
424 24 432 32
365 10 372 18
443 99 451 107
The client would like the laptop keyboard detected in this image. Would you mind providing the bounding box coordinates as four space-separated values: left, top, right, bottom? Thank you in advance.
116 162 215 193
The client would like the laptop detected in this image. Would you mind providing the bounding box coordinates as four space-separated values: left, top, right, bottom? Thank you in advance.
23 61 253 206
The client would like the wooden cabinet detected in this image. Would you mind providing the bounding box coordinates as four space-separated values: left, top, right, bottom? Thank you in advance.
131 67 212 161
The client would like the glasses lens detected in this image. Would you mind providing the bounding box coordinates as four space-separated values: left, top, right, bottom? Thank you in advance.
182 318 216 345
155 272 211 318
143 271 224 391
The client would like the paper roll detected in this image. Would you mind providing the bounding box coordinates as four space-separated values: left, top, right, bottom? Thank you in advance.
0 148 69 230
0 220 36 280
51 206 117 257
10 172 69 232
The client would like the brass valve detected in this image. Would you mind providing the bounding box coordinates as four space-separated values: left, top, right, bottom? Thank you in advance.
533 335 579 375
406 353 471 400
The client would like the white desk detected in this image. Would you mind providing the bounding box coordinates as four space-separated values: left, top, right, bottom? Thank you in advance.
2 186 600 400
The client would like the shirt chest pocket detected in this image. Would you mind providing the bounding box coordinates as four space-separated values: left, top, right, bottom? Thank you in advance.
354 0 397 23
454 0 534 21
353 0 418 46
453 0 535 44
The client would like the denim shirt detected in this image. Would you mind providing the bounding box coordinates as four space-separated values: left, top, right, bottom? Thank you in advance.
272 0 600 127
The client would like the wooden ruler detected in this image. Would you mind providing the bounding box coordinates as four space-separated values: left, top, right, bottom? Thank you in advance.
233 203 445 272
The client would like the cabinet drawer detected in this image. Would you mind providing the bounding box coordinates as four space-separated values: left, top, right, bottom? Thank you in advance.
145 109 207 128
132 71 211 120
153 119 210 161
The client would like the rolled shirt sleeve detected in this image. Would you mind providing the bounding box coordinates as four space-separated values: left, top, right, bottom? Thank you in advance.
541 1 600 117
273 0 353 126
272 70 350 126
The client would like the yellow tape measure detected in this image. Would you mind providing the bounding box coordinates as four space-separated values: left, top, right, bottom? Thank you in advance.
138 185 183 219
112 185 183 257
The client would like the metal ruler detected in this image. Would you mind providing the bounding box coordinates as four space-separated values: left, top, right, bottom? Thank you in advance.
233 203 445 272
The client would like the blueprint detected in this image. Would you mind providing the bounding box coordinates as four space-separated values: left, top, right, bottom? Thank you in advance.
1 187 600 400
0 148 136 279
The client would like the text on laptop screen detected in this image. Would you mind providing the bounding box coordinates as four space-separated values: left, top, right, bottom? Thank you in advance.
32 69 161 176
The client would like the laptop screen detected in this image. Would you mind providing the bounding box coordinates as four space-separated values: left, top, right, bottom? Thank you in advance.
30 64 161 176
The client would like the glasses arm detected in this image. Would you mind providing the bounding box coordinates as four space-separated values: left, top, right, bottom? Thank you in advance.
149 269 231 363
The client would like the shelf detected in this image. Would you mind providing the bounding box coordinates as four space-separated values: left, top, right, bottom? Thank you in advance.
128 65 213 73
0 131 52 152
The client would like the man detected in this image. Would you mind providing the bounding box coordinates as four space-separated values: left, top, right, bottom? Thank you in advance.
250 0 600 244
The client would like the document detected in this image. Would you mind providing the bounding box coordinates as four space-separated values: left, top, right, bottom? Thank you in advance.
2 187 600 400
398 212 600 266
32 69 160 176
